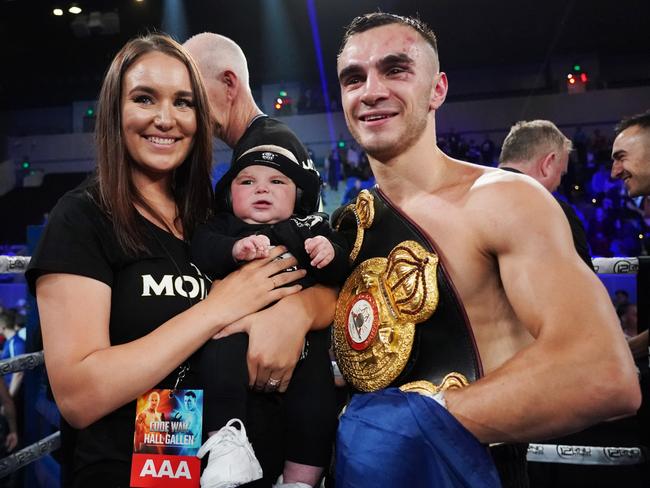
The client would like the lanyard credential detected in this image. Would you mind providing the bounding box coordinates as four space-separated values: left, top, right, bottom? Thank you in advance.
130 228 204 487
130 388 204 487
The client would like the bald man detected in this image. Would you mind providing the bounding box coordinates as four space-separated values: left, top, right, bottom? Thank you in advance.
184 34 335 488
498 120 594 270
184 33 313 165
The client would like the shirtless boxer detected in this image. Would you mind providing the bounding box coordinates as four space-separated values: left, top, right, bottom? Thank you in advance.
333 12 641 487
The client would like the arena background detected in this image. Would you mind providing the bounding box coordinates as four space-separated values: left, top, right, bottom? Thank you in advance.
0 0 648 486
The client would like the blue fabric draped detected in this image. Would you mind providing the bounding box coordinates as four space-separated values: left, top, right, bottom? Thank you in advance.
336 388 501 487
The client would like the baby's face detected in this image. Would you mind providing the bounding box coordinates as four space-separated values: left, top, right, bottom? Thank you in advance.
231 165 296 224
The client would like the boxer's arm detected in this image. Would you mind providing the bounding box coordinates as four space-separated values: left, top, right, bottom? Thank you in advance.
446 179 640 444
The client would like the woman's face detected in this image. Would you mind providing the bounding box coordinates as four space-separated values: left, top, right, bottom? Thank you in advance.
121 51 197 184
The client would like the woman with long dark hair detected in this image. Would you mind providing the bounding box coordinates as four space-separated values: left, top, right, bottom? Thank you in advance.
26 34 307 486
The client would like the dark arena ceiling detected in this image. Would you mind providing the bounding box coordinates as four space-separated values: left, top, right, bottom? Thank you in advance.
1 0 649 110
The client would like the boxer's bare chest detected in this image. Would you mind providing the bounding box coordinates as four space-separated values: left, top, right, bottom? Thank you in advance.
401 192 527 371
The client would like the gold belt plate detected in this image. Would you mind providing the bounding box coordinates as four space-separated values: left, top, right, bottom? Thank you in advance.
333 240 439 391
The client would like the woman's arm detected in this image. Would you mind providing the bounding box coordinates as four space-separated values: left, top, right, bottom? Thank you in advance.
38 247 305 429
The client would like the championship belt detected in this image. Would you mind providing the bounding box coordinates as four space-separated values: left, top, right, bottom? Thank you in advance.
333 188 482 392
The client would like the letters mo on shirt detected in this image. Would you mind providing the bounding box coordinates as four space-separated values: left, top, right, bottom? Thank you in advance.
141 268 209 300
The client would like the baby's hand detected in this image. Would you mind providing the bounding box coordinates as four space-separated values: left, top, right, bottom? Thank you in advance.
304 236 334 269
233 234 271 261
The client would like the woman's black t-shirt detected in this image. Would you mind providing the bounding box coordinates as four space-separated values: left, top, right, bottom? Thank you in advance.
26 185 208 480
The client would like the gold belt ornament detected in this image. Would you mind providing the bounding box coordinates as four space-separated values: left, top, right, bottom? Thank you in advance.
341 189 375 264
333 240 440 391
399 373 470 396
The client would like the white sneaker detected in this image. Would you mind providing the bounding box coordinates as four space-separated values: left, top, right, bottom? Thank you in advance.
197 418 263 488
273 474 312 488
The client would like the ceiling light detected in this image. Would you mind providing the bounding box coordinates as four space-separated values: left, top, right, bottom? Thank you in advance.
69 4 82 14
53 8 64 16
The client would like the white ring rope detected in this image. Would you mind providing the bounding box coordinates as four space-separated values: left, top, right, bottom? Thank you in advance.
0 432 60 478
0 254 644 476
0 255 31 274
527 443 646 465
0 255 641 275
0 351 44 376
592 257 639 274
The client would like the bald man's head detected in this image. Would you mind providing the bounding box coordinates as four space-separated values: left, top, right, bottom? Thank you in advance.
184 32 250 88
184 33 257 146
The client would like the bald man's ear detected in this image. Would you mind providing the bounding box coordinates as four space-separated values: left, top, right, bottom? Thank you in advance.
221 70 239 101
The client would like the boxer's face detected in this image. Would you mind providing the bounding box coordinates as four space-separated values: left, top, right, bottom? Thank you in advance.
337 23 443 162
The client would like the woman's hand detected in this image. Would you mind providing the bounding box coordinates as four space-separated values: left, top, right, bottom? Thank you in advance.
215 305 307 393
204 246 306 328
213 285 337 392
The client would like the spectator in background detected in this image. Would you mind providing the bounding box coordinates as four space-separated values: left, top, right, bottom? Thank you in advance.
0 310 25 397
611 109 650 482
0 308 23 484
297 88 313 114
610 217 645 257
587 207 615 256
358 151 373 181
591 163 616 197
499 120 594 269
346 143 361 176
643 196 650 227
447 127 460 157
480 134 496 166
591 129 610 163
0 379 19 488
573 126 588 165
617 302 638 340
466 139 482 164
613 289 630 309
611 109 650 348
324 148 341 191
0 379 18 455
341 178 362 205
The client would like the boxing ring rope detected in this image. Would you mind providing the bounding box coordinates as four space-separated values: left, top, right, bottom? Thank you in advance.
592 257 639 274
0 255 31 274
526 443 646 466
0 432 60 479
0 255 646 476
0 351 44 376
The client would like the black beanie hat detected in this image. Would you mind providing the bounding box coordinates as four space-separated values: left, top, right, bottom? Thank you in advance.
214 144 321 215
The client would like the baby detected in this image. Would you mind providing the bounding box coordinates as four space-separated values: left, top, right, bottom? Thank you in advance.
191 145 348 488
